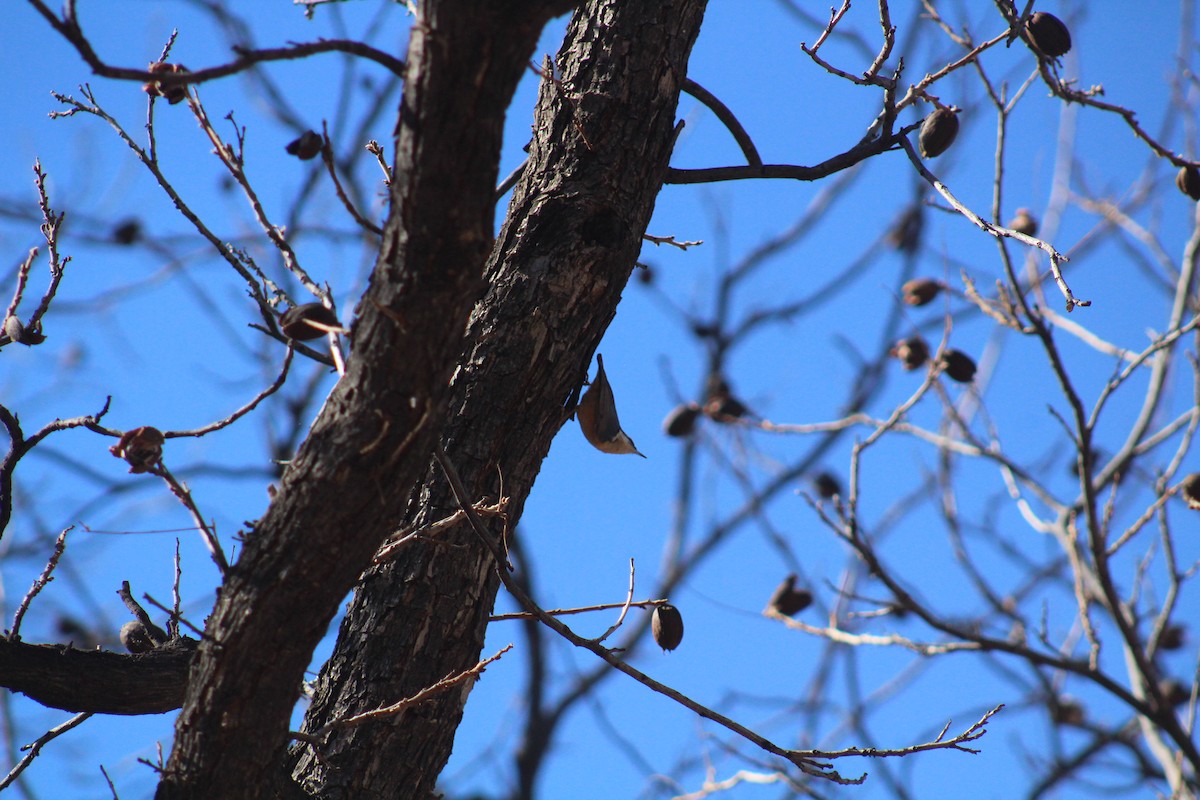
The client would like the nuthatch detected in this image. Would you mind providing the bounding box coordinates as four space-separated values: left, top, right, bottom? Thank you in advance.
576 354 645 457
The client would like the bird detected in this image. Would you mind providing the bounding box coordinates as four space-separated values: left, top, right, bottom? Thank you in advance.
576 354 645 457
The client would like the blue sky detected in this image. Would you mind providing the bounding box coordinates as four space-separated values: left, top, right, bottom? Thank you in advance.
1 2 1197 799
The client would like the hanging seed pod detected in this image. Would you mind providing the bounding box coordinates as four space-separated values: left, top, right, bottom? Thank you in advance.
286 130 324 160
636 263 655 285
889 336 929 370
1050 698 1085 726
1176 166 1200 201
109 426 165 474
279 303 341 341
112 218 143 245
1008 208 1039 236
1180 473 1200 510
940 349 977 383
1160 624 1187 651
119 621 155 654
1158 679 1191 708
1026 11 1072 59
703 375 752 421
652 603 684 652
901 278 942 307
918 108 959 158
886 205 923 253
142 62 190 104
812 471 841 499
663 403 701 438
767 575 813 617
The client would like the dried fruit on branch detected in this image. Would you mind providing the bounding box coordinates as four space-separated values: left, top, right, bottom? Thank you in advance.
286 130 324 160
918 108 959 158
940 349 977 383
890 336 929 370
767 575 813 617
110 426 165 474
279 303 342 341
1176 166 1200 201
1008 208 1039 235
1026 11 1072 59
662 403 701 438
1180 473 1200 510
902 278 942 306
652 603 684 652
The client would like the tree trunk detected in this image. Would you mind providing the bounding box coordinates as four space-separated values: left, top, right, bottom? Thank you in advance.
154 2 565 798
289 1 708 798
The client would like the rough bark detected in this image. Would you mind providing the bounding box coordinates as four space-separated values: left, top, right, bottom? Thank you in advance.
0 637 195 715
153 3 564 798
289 1 709 798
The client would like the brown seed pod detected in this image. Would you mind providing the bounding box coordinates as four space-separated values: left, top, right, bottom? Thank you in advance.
1180 473 1200 510
940 349 977 383
1158 679 1191 708
918 108 959 159
1177 166 1200 201
1008 208 1039 236
142 62 190 104
279 303 341 340
703 375 752 421
652 603 684 652
3 316 44 346
112 218 143 245
286 130 324 161
1160 624 1187 651
812 471 841 499
901 278 942 307
636 264 655 285
889 336 930 370
1026 11 1072 59
663 403 701 438
110 426 165 474
1050 698 1085 726
119 621 155 654
886 206 923 253
767 575 813 617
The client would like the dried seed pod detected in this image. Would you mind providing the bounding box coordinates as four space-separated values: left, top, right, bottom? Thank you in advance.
663 403 701 438
1026 11 1072 59
703 375 752 421
112 218 143 245
1158 679 1191 708
119 621 155 654
1177 166 1200 201
1050 698 1085 726
279 303 341 341
940 349 977 383
886 206 923 253
142 62 190 104
109 426 165 474
4 315 45 346
918 108 959 158
767 575 813 617
1007 208 1038 236
901 278 942 307
651 603 684 652
812 471 841 499
286 130 324 160
636 264 655 285
889 336 929 370
1180 473 1200 510
1160 624 1187 651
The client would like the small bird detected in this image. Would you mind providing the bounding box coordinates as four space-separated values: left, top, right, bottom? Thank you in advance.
576 354 645 457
